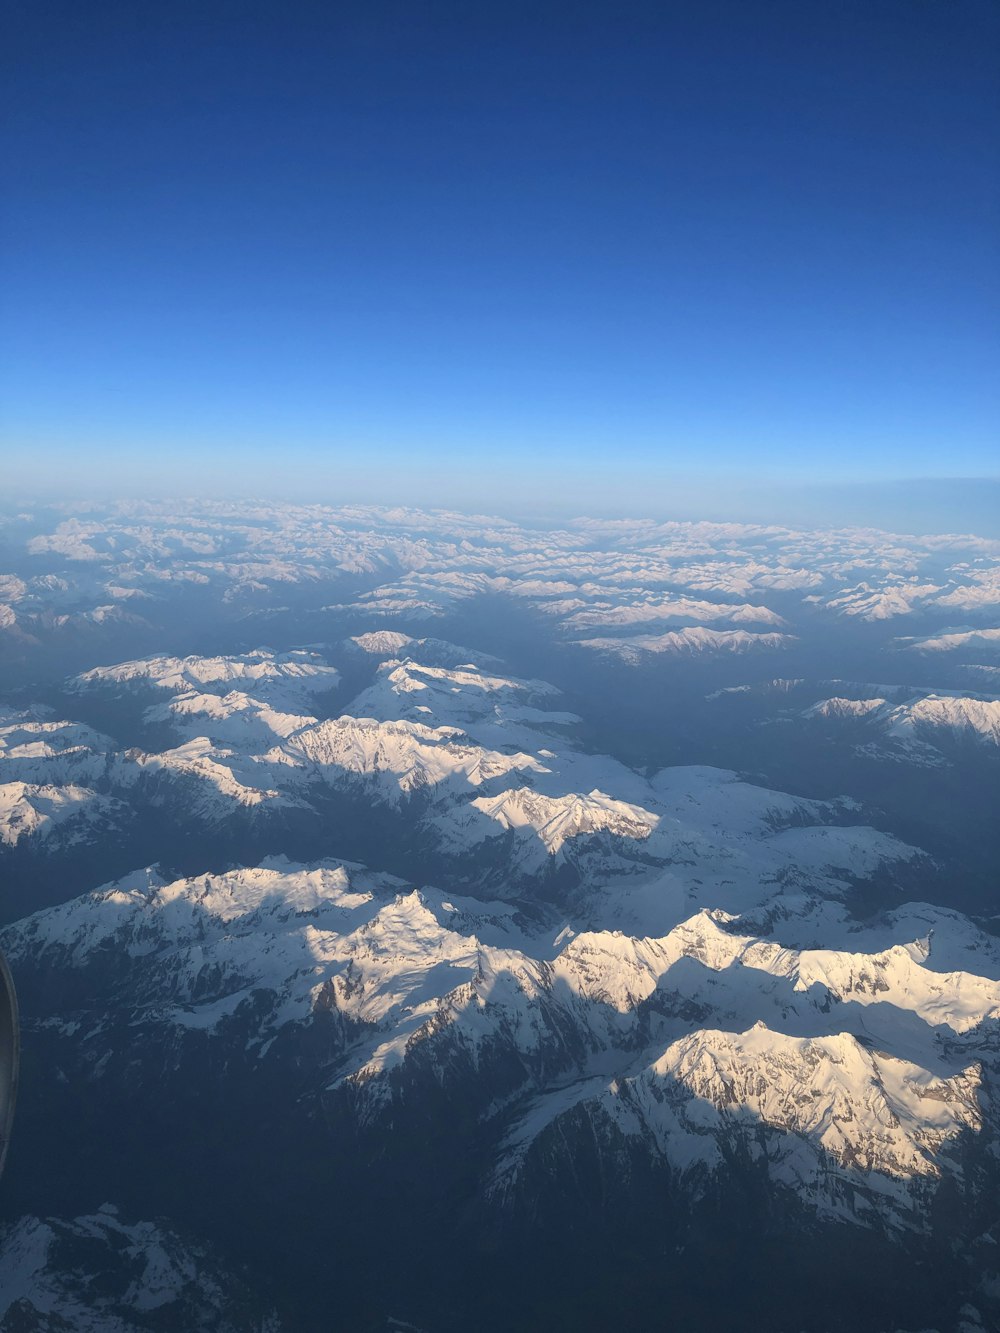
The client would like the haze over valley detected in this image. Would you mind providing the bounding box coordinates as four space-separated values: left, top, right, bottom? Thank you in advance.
0 498 998 1330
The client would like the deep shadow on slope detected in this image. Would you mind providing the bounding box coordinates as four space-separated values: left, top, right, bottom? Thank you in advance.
3 897 999 1333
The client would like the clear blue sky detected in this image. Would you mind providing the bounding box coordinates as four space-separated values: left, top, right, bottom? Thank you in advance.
2 0 998 510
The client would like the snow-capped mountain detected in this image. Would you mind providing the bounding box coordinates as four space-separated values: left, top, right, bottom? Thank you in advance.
0 710 118 788
72 649 341 711
3 500 1000 1330
2 641 929 920
898 627 1000 655
4 501 998 686
0 781 119 848
5 818 991 1240
575 626 796 662
805 690 1000 760
0 1207 281 1332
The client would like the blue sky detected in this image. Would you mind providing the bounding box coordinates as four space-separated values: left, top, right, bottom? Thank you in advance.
2 0 998 513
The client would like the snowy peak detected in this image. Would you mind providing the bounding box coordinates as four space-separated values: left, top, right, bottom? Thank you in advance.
0 1208 281 1331
808 696 889 720
806 690 1000 754
346 631 504 669
0 709 116 788
142 688 317 745
0 781 111 846
348 630 413 656
575 626 796 662
277 714 548 798
72 649 339 711
468 787 659 854
563 596 787 632
8 854 1000 1231
884 693 1000 747
347 657 563 733
613 1024 982 1186
898 626 1000 654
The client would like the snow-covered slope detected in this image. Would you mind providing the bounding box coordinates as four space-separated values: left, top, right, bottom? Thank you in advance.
344 658 579 755
805 690 1000 756
563 597 787 631
142 689 318 745
3 653 568 840
0 709 116 787
466 787 659 854
346 631 504 669
3 499 1000 1327
5 501 1000 691
276 714 547 802
883 694 1000 747
588 1025 982 1211
575 627 795 662
823 581 942 621
5 841 994 1232
72 649 340 710
0 1207 282 1332
0 781 116 847
898 626 1000 655
2 646 927 914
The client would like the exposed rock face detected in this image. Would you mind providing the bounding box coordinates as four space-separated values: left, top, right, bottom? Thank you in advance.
0 1209 283 1332
1 499 999 1329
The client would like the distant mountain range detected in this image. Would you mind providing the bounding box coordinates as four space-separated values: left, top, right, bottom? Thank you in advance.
0 501 998 1331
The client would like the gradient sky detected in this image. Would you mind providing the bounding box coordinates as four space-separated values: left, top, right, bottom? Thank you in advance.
2 0 998 510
